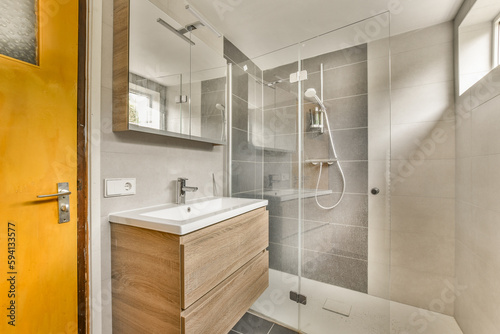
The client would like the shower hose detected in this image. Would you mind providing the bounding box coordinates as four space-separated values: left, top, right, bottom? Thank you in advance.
314 111 346 209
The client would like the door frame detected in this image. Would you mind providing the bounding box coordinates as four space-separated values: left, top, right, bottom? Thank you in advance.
77 0 89 332
84 0 105 331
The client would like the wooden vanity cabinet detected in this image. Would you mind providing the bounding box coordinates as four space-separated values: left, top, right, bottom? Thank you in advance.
111 207 269 334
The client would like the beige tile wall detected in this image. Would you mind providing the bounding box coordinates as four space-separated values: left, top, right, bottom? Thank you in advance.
99 2 225 333
455 66 500 334
389 22 456 316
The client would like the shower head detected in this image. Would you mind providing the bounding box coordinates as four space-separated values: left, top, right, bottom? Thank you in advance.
215 103 225 111
305 88 326 111
304 88 317 98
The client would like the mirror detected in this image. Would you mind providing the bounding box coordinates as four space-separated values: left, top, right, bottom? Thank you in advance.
113 0 227 144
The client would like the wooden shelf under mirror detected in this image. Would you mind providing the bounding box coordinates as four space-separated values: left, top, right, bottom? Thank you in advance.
113 0 227 145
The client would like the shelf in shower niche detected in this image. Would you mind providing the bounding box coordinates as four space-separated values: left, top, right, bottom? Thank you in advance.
244 189 333 202
306 159 337 166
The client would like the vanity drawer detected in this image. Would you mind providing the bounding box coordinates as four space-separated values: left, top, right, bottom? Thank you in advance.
180 208 269 309
181 251 269 334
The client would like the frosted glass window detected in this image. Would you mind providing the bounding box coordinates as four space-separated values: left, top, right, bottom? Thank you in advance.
0 0 38 65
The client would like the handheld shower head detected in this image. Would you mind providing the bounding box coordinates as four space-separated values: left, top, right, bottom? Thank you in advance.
305 88 326 111
305 88 317 98
215 103 225 111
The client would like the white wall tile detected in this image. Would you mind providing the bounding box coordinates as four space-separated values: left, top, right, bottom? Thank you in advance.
100 278 114 334
101 22 113 90
455 289 499 334
367 37 390 60
368 227 390 264
391 81 455 125
391 196 454 236
471 154 500 211
455 92 472 159
390 266 455 316
391 42 454 90
368 261 390 299
471 94 500 156
368 56 390 92
472 207 500 269
391 159 455 198
368 194 390 231
390 22 453 55
391 231 455 277
368 160 389 196
455 202 474 250
391 120 455 160
456 157 472 203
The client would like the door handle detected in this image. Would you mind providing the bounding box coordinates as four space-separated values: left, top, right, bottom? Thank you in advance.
37 190 72 198
36 182 71 224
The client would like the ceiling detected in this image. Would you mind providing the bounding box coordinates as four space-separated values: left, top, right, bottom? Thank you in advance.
187 0 465 60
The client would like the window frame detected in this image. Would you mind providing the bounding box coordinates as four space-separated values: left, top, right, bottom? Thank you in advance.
493 13 500 68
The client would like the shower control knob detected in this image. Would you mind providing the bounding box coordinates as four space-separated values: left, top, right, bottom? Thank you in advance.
371 187 380 195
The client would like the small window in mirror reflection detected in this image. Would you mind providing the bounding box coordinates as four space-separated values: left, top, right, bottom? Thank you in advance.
129 83 161 129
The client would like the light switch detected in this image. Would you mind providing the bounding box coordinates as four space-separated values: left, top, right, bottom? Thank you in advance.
104 178 136 197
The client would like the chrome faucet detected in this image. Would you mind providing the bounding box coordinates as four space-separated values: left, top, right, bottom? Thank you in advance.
176 177 198 204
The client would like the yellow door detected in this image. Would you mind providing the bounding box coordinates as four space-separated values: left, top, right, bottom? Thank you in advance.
0 0 80 333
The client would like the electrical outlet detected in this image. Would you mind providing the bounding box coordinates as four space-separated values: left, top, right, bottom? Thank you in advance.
104 178 136 197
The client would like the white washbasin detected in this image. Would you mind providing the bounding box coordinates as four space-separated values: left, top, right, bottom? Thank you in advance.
109 197 268 235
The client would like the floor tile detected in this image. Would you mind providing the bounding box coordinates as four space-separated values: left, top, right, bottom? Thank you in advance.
232 312 274 334
270 324 299 334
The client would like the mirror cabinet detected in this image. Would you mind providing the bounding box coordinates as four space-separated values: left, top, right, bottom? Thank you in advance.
113 0 227 144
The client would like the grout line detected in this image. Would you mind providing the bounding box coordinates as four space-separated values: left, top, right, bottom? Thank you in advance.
267 324 275 334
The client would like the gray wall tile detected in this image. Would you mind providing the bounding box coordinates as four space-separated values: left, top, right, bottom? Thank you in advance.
306 62 368 100
269 216 299 247
232 95 249 131
269 242 299 275
329 161 368 194
330 128 368 161
302 250 368 293
324 94 368 130
303 194 368 227
232 65 249 102
303 221 368 260
303 44 367 73
232 128 257 162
